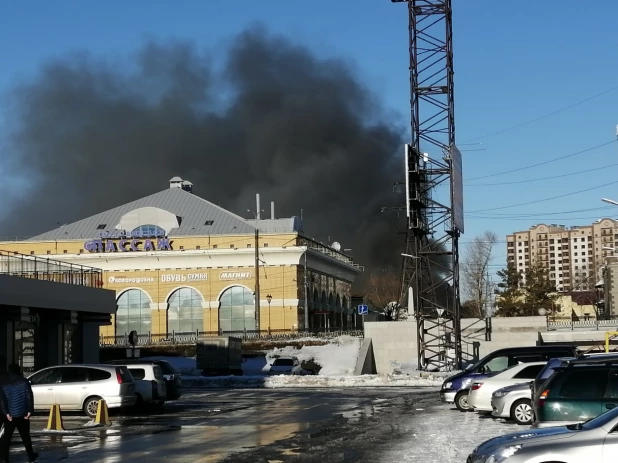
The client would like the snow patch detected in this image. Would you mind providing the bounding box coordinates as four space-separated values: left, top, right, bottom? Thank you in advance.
266 335 361 376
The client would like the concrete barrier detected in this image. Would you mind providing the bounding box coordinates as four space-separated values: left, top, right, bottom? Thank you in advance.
354 337 377 375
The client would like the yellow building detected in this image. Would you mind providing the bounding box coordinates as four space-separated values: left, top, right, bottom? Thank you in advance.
0 177 362 341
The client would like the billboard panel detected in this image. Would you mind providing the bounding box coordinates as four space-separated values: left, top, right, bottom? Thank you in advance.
450 143 464 233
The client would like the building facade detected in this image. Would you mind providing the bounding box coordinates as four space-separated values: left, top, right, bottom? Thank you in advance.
506 219 618 291
0 251 116 373
0 178 361 341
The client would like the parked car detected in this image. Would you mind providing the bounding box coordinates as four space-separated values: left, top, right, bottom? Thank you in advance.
126 364 167 408
28 364 136 417
533 356 618 428
531 353 618 400
491 381 534 425
264 357 304 375
440 345 578 411
107 359 182 400
468 361 546 413
468 404 618 463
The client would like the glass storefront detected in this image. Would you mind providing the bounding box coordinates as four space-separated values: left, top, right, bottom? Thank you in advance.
219 286 256 332
116 289 152 335
167 287 203 332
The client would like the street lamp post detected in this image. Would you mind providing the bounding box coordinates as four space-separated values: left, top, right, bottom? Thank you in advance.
266 294 272 333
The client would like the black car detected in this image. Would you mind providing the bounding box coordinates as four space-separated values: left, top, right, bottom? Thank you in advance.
107 359 182 400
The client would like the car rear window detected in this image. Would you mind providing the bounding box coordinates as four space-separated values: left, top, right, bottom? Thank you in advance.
273 359 294 367
513 364 545 379
156 361 179 375
129 368 146 380
88 369 112 381
559 368 608 398
116 366 134 383
153 366 164 380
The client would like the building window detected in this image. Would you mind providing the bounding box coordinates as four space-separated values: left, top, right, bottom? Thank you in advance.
29 251 34 255
204 220 214 226
230 244 234 248
180 246 184 250
218 286 255 332
263 243 268 247
46 251 51 255
167 288 204 333
63 250 67 254
213 245 218 249
247 244 252 248
115 289 151 336
196 246 201 250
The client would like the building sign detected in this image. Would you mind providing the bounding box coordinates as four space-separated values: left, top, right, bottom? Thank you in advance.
108 276 155 284
161 273 208 283
84 232 172 253
219 271 252 280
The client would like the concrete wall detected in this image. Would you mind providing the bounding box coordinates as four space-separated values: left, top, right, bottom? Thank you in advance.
354 337 377 375
364 316 549 374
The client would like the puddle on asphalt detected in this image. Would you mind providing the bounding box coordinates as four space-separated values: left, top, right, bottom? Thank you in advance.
340 404 385 423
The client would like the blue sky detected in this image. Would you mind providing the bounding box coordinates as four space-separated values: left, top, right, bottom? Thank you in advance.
1 0 618 274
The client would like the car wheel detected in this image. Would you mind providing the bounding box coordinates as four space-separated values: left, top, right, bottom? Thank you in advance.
83 396 102 418
510 399 533 425
454 390 471 412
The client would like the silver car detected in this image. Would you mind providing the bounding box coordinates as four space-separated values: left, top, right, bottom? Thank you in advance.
491 381 533 425
28 364 136 417
467 405 618 463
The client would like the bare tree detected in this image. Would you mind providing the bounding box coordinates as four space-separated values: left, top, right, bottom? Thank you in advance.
461 231 498 318
365 271 405 320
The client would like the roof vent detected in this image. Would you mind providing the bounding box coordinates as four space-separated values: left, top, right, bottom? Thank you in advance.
181 180 193 193
169 176 183 189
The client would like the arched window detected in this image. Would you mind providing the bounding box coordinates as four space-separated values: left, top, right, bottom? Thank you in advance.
131 224 166 238
116 289 151 335
219 286 255 332
167 288 204 333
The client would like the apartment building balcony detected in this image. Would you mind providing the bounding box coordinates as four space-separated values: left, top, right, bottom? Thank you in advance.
0 250 103 287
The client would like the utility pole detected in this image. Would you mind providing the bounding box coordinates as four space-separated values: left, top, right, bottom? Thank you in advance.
249 194 262 332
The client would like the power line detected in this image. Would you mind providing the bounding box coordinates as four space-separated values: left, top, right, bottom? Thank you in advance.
467 215 616 221
466 162 618 187
463 84 618 143
468 179 618 213
466 140 617 182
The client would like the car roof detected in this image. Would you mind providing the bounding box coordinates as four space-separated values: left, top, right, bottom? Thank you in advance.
491 345 576 354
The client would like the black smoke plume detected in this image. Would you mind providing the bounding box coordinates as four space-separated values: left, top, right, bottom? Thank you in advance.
0 25 406 281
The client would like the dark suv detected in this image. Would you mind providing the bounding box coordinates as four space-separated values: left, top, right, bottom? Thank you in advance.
533 356 618 428
107 359 182 400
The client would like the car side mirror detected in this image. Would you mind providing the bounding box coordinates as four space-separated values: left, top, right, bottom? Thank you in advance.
478 366 485 374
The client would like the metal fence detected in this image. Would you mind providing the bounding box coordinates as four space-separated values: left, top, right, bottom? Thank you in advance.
100 328 365 347
547 317 618 331
0 250 103 288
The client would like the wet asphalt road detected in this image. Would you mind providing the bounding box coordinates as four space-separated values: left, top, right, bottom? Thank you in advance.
8 386 439 462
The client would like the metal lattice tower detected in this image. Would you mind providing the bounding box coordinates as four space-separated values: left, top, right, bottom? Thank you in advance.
391 0 464 370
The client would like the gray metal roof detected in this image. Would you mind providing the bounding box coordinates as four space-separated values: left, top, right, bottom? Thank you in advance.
28 187 258 241
246 218 301 234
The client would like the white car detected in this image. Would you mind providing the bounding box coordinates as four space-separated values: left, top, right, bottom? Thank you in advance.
468 362 546 413
491 381 533 425
126 364 167 408
263 357 304 375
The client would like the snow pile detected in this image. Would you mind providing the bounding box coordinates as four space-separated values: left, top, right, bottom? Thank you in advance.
390 361 460 379
266 335 361 376
182 373 444 388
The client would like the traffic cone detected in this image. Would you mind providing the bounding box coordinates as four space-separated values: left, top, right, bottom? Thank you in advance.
45 404 65 431
94 399 111 426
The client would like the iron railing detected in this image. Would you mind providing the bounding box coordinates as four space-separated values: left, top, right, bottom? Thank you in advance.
100 328 365 347
0 250 103 288
547 317 618 331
